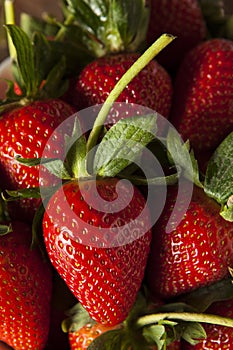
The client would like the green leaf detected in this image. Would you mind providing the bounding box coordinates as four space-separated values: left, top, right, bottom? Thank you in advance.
0 224 13 236
181 322 206 346
204 132 233 218
61 0 149 56
15 155 71 179
166 127 202 187
87 329 126 350
20 12 60 39
2 188 41 201
62 302 95 333
40 55 68 99
65 117 88 178
143 325 166 350
119 166 180 186
93 113 157 177
4 24 36 96
177 277 233 313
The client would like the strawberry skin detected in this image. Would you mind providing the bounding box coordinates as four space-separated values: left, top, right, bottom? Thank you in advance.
0 98 76 221
0 220 53 349
170 38 233 152
43 177 152 325
146 182 233 299
67 53 173 124
69 322 120 350
181 298 233 349
146 0 207 70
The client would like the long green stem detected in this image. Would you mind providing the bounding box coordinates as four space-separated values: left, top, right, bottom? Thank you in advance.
86 33 176 153
4 0 16 59
136 312 233 329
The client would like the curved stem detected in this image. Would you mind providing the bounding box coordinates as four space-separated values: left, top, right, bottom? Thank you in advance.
86 33 176 153
136 312 233 329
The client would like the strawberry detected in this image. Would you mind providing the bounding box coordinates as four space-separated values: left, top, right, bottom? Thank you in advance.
0 220 53 349
69 322 120 350
169 38 233 153
0 98 76 222
146 0 207 71
43 177 152 326
145 181 233 299
0 25 77 221
67 53 173 126
181 298 233 349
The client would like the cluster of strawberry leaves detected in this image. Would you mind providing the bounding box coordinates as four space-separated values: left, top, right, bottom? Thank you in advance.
0 0 233 350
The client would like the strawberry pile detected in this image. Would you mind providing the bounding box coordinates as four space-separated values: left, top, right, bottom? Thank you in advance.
0 0 233 349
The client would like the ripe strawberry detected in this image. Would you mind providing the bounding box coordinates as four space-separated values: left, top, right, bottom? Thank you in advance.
146 0 207 70
169 38 233 152
0 25 77 222
0 220 53 349
0 98 76 222
146 181 233 299
43 177 152 326
181 298 233 349
66 53 173 126
69 322 120 350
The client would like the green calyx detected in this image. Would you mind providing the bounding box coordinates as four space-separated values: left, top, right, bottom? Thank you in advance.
63 283 233 350
0 24 68 111
204 131 233 221
58 0 151 57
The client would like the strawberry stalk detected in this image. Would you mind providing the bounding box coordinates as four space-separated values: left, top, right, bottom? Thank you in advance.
136 311 233 329
86 33 176 153
4 0 16 59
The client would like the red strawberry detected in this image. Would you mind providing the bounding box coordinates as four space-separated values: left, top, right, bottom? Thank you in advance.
146 181 233 299
0 220 53 349
69 322 120 350
181 298 233 349
169 38 233 152
146 0 207 70
43 177 152 326
0 98 76 222
66 53 173 127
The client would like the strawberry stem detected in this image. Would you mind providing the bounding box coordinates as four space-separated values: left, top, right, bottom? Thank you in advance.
54 13 76 41
136 312 233 329
86 33 176 153
4 0 16 59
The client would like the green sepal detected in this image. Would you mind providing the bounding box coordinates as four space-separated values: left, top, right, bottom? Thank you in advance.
166 128 202 187
204 131 233 220
220 203 233 221
199 0 233 40
15 155 72 180
1 188 41 201
60 0 150 56
62 302 95 333
65 117 88 179
4 24 37 97
93 113 157 177
142 324 166 350
20 12 60 39
2 24 70 102
176 277 233 313
181 322 206 346
119 168 180 186
0 224 13 236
